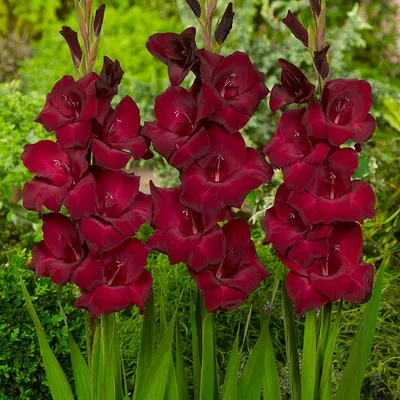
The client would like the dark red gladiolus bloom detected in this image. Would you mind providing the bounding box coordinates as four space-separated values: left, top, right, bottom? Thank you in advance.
77 169 152 255
92 96 151 170
35 74 98 148
192 218 270 312
285 223 374 314
180 125 273 224
303 79 376 146
147 183 228 271
287 180 375 225
269 59 315 112
28 213 85 284
262 184 331 268
146 27 199 86
142 86 209 170
196 50 270 133
72 238 152 317
21 140 90 215
264 109 331 192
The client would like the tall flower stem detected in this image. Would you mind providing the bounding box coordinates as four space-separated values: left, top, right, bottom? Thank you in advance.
282 267 302 400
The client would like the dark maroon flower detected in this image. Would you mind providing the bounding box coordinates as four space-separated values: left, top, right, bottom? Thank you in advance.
192 218 270 312
180 125 273 224
95 56 124 123
196 50 269 133
28 213 85 284
262 184 331 268
285 223 374 314
264 109 331 192
73 239 152 317
142 87 209 170
185 0 201 17
147 27 199 86
269 59 315 112
92 96 151 170
35 74 98 148
288 180 375 225
77 169 152 255
21 140 90 216
147 183 228 271
282 11 309 47
303 79 376 146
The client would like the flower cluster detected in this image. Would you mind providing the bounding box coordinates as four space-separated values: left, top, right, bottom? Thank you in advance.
21 58 154 318
144 25 273 312
263 59 376 314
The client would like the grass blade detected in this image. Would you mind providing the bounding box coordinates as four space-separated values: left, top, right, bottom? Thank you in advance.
176 327 189 400
320 303 342 399
135 308 178 400
200 313 215 400
191 291 202 400
336 260 387 399
91 319 101 400
238 321 270 400
262 323 281 399
301 310 317 400
222 330 240 400
135 295 155 396
69 333 91 400
20 278 74 400
282 268 301 400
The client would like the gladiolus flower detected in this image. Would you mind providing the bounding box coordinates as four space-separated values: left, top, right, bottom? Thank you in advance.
28 213 85 284
303 79 376 146
196 50 269 133
269 59 315 112
146 27 199 86
192 218 270 312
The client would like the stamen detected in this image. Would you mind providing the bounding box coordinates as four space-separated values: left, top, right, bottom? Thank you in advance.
215 154 224 182
174 110 194 128
107 261 123 286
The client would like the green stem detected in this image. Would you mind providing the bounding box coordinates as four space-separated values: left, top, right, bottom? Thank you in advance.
282 268 302 400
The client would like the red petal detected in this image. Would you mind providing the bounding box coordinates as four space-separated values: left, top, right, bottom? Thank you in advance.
72 254 104 291
155 87 197 135
55 122 91 149
129 269 153 310
169 128 210 170
21 140 72 186
345 261 374 304
310 266 351 302
352 113 376 145
42 213 81 261
286 271 329 314
269 84 294 112
288 239 329 268
22 177 69 213
186 227 226 272
303 102 327 139
95 169 140 218
92 139 132 170
104 96 141 152
27 241 54 278
202 286 248 312
80 217 126 255
63 173 97 219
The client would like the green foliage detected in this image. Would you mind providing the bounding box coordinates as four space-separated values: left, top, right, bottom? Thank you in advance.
0 242 86 399
18 4 183 121
0 81 47 202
